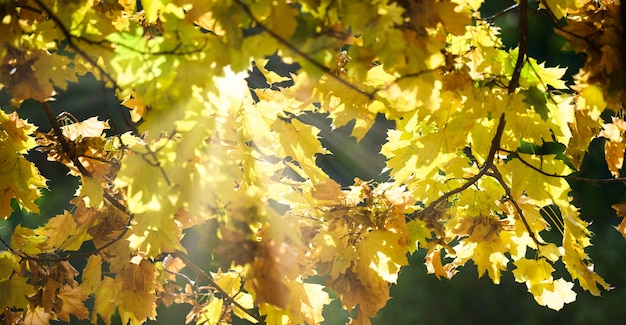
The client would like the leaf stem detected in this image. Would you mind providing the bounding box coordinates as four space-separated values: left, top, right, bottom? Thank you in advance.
173 251 265 324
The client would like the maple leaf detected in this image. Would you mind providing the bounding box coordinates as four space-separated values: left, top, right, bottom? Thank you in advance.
288 280 331 325
60 116 110 141
80 254 102 295
195 298 225 325
0 276 35 310
11 225 46 255
93 277 120 325
121 96 148 122
528 278 577 311
23 305 51 325
0 251 20 280
357 230 409 284
611 203 626 238
328 269 389 325
311 178 345 203
512 258 554 286
34 210 77 251
56 285 89 321
599 117 626 177
274 118 330 183
118 289 158 325
425 247 456 280
247 239 298 308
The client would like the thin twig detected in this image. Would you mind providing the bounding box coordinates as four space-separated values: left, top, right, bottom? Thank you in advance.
173 251 265 324
482 4 519 22
486 167 543 247
31 0 120 91
234 0 375 100
508 149 626 183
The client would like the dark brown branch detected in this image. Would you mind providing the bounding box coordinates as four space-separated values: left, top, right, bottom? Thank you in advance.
173 251 265 324
487 167 543 247
482 4 519 22
419 113 506 214
40 102 133 261
508 0 528 93
535 2 596 48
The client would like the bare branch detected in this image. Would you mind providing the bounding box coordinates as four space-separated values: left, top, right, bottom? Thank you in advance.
508 0 528 93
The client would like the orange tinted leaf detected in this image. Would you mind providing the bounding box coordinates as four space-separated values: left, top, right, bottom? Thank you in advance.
23 306 51 325
612 203 626 238
57 285 89 321
425 248 456 280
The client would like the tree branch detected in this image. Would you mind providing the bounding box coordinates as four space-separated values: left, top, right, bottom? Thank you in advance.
31 0 120 91
486 167 543 247
234 0 375 100
506 148 626 183
419 113 506 213
481 4 519 22
173 251 265 324
508 0 528 93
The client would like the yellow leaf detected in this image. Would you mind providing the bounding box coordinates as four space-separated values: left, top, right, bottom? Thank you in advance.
0 113 47 218
512 258 554 286
471 240 508 284
121 97 148 122
0 251 20 280
79 175 104 208
80 254 102 295
274 118 329 183
528 278 576 311
612 203 626 238
11 225 46 255
0 276 35 310
23 305 51 325
212 270 242 297
267 1 297 40
257 58 291 84
407 219 432 253
288 280 331 325
35 210 77 250
357 230 409 284
578 85 606 120
118 289 158 325
233 292 257 323
93 277 120 325
311 178 345 203
562 205 610 296
258 303 290 325
599 117 626 177
197 298 224 325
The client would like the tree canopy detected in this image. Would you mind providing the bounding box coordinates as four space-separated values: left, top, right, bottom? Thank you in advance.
0 0 625 324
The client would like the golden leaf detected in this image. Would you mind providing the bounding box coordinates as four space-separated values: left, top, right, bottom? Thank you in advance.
35 210 77 251
56 285 89 322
